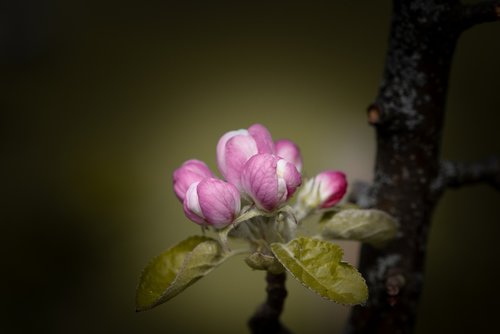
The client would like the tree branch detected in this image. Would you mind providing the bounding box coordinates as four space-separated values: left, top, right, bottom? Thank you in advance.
248 272 291 334
346 1 499 332
458 1 500 31
433 156 500 193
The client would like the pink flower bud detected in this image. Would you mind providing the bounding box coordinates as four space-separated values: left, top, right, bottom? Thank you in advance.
241 153 302 211
216 124 275 189
173 160 214 202
183 178 241 228
275 139 303 172
298 171 347 209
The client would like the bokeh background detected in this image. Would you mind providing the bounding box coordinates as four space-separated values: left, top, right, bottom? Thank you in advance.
2 1 500 333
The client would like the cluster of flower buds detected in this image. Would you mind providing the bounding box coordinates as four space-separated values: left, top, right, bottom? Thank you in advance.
173 124 302 228
172 123 348 230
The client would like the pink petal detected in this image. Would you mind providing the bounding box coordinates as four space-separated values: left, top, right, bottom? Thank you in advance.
276 158 302 200
173 159 214 201
275 139 303 172
248 124 275 154
241 154 280 211
197 178 241 228
216 129 248 177
223 134 258 188
317 171 347 208
183 182 205 225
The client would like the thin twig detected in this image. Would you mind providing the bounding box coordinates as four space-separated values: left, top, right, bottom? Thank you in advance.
432 156 500 193
457 1 500 31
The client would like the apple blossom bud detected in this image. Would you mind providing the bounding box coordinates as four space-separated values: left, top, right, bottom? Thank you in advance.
183 178 241 228
275 139 303 172
297 171 347 209
241 153 301 212
173 160 214 202
216 124 275 189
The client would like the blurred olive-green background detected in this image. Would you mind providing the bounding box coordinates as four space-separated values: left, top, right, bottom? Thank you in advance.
2 1 499 333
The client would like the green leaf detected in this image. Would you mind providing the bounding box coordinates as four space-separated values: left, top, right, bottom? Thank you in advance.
271 237 368 305
321 209 398 248
136 236 226 311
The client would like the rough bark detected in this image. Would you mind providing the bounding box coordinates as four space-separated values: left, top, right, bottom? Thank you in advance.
248 272 291 334
346 1 500 334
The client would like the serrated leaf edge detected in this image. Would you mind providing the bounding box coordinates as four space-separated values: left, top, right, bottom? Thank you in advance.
154 240 223 308
271 239 368 306
136 236 224 312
